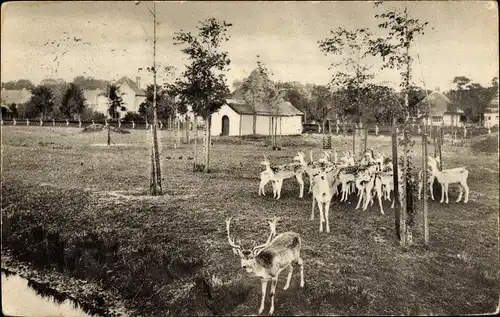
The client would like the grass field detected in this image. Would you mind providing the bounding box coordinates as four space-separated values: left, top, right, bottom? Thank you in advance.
1 126 499 316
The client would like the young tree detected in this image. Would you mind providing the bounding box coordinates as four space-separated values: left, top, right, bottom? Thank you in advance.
105 84 126 146
173 18 232 172
239 57 274 135
61 83 86 119
369 1 429 246
319 27 375 124
28 85 54 119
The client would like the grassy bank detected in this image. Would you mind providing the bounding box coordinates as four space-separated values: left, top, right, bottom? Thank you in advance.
1 126 499 316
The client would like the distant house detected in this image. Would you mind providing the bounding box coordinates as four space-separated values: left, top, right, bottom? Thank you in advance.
83 88 107 114
210 99 304 136
482 90 499 128
115 76 146 114
416 90 466 126
82 76 146 117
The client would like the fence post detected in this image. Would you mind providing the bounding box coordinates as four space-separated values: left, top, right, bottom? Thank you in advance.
422 132 429 245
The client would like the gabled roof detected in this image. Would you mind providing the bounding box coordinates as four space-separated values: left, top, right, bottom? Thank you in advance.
116 76 146 96
1 88 32 105
416 91 457 117
225 98 303 117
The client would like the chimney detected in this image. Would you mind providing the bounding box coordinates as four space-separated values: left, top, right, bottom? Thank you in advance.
435 87 440 92
136 76 141 89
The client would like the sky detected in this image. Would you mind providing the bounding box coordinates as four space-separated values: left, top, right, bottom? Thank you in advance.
1 1 498 92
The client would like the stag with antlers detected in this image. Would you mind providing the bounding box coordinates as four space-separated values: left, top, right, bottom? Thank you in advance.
225 216 305 315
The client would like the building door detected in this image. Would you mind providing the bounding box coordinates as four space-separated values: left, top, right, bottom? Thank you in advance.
221 115 230 136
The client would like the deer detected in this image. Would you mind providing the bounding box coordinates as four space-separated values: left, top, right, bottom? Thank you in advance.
293 150 333 194
258 155 304 199
417 169 436 201
427 156 469 204
225 216 305 315
311 168 336 232
259 155 276 196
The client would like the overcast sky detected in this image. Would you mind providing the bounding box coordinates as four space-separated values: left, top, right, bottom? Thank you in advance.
1 1 498 91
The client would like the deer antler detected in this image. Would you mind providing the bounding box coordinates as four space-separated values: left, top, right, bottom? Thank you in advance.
252 216 278 253
225 217 241 253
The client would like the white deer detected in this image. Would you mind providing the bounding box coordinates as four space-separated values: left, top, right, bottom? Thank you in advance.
258 155 276 196
428 156 469 203
259 155 305 200
225 217 305 315
311 169 335 232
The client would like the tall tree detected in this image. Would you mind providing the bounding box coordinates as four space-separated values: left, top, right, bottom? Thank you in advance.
60 83 86 119
138 84 175 122
28 85 54 119
319 27 375 124
239 57 274 135
307 84 335 130
105 84 126 146
173 18 232 172
369 1 429 246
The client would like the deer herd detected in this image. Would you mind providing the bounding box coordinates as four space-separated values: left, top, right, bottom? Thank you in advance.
226 146 470 315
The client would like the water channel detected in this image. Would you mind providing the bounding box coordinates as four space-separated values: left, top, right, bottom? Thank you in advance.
1 271 95 317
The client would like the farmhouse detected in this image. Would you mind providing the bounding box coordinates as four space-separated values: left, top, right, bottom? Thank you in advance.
82 76 146 116
417 90 466 126
115 76 146 113
482 90 499 127
210 99 304 136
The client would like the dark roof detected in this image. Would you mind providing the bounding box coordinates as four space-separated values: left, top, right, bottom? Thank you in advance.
1 88 32 105
416 91 457 117
116 76 146 96
225 98 303 116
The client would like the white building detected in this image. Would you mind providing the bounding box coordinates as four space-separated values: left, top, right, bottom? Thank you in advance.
83 76 146 117
483 90 499 128
417 90 466 127
210 99 304 136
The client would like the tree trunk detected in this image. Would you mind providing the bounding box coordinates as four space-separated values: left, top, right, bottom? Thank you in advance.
193 118 198 172
392 118 400 241
253 113 257 135
274 116 278 147
186 116 190 144
107 121 111 146
204 116 212 173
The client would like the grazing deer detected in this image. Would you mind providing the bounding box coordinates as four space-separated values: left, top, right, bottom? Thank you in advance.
225 217 305 315
259 155 305 200
428 156 469 203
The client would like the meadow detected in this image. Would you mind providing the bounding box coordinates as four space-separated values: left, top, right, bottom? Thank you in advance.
1 125 499 316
